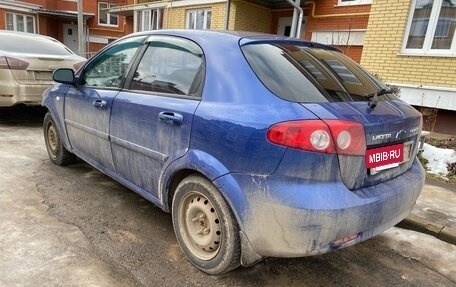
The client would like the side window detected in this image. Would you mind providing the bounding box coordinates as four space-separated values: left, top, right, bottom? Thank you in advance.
82 36 146 88
130 36 203 96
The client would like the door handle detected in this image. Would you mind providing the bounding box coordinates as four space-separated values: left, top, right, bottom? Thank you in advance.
158 112 183 126
93 99 107 109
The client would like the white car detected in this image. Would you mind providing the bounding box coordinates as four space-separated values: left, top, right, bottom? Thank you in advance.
0 30 86 107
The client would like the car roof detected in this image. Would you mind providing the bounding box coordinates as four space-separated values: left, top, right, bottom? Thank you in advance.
0 30 60 42
120 29 341 52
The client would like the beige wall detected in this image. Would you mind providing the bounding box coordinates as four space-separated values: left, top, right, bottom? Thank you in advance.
231 0 271 33
164 0 271 32
361 0 456 88
165 3 230 30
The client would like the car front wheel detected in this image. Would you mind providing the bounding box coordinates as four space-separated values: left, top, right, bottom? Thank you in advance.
172 175 241 274
43 112 76 166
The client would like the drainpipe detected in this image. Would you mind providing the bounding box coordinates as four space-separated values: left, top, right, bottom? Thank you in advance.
77 0 85 56
225 0 231 30
286 0 303 38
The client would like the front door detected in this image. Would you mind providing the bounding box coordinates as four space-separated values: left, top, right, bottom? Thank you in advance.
64 35 146 171
110 35 204 198
277 16 308 38
63 24 78 54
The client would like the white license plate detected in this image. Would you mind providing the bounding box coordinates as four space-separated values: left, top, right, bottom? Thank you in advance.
369 141 413 175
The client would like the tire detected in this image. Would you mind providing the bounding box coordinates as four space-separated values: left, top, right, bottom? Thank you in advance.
43 112 76 166
172 175 241 274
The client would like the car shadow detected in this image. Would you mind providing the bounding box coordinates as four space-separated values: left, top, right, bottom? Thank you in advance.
0 105 46 127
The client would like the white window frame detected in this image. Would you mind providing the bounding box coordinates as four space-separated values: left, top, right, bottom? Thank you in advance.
337 0 372 6
402 0 456 56
137 9 162 32
186 9 211 30
5 12 35 33
98 2 118 26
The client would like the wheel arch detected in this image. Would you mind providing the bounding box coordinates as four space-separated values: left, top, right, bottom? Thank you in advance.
41 85 72 152
160 150 247 228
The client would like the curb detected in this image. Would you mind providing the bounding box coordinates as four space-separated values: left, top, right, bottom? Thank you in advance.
396 214 456 246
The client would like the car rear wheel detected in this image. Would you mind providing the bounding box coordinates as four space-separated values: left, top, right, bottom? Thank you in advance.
43 112 76 166
172 175 241 274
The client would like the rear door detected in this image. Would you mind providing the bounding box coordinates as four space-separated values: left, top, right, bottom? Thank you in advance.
110 35 203 197
64 35 146 171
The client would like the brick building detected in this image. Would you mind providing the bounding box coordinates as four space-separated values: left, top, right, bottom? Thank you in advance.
108 0 371 63
361 0 456 135
0 0 135 57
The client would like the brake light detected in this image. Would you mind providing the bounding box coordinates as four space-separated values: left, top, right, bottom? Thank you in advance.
267 120 366 156
73 61 86 71
0 56 29 70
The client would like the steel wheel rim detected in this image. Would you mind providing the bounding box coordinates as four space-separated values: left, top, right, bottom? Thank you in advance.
178 191 221 261
47 123 58 159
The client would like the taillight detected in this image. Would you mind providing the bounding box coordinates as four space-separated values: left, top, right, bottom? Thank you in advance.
0 56 29 70
73 61 86 71
267 120 366 156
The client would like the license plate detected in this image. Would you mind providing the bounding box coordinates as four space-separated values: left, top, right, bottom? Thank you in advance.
367 142 413 174
35 71 52 81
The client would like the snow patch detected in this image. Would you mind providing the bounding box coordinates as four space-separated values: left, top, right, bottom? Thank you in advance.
421 143 456 176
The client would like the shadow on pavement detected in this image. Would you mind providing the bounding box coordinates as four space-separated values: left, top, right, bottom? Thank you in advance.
0 105 46 127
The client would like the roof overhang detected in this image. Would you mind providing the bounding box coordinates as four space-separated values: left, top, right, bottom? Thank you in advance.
107 1 168 16
32 8 94 20
0 0 41 12
106 0 300 16
249 0 300 9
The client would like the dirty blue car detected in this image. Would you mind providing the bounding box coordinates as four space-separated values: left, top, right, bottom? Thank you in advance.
42 30 425 274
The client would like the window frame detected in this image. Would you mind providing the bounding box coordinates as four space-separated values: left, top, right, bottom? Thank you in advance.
337 0 372 6
5 12 35 33
185 8 211 30
137 8 163 32
125 35 205 99
98 2 118 27
79 35 147 90
401 0 456 56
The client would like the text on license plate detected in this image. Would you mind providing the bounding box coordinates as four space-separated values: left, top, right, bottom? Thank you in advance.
365 143 404 169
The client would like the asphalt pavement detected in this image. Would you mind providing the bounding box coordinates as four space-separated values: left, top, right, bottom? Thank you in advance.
0 107 456 286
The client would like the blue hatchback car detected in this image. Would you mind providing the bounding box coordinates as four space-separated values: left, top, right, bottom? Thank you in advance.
42 30 425 274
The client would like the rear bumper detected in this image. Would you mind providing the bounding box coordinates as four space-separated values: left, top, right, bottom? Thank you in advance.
0 75 49 107
219 158 425 258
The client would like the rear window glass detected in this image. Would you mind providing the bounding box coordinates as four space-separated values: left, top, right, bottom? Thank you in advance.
0 34 73 56
241 43 397 103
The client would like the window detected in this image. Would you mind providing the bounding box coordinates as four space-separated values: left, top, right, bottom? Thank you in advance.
186 9 211 29
137 9 163 32
337 0 372 6
82 36 146 88
98 2 118 26
131 36 203 95
403 0 456 55
0 34 73 55
5 13 35 33
241 43 395 103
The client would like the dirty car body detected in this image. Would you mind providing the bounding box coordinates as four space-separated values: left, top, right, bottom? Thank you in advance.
42 30 425 274
0 30 85 107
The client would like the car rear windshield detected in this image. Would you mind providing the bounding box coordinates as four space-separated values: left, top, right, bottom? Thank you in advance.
0 34 74 56
241 43 397 103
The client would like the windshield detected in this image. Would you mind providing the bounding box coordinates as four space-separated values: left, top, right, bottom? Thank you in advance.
241 43 398 103
0 34 74 56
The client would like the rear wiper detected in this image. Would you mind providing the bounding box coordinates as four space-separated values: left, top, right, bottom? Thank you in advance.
366 88 390 109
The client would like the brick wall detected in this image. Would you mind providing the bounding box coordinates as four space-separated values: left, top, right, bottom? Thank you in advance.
304 0 370 63
232 0 271 33
361 0 456 88
166 3 228 29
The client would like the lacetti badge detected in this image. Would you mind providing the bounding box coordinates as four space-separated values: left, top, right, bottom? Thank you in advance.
372 133 391 141
366 144 404 169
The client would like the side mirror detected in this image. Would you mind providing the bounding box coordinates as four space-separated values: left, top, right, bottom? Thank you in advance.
53 68 76 85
